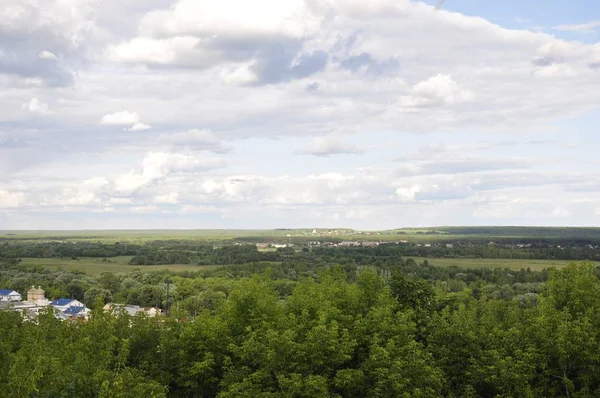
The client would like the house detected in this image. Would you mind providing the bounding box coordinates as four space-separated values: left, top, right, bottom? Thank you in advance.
0 289 22 302
62 306 90 320
104 303 162 318
50 298 85 312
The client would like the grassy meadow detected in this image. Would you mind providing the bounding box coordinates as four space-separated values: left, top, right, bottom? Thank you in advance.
19 257 216 276
414 257 598 271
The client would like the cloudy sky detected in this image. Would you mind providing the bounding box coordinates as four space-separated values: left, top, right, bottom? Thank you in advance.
1 0 600 230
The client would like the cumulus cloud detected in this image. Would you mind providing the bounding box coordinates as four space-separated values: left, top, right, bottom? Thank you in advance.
398 74 473 108
106 0 328 84
126 123 153 131
298 135 364 157
0 190 23 208
113 151 226 194
22 98 53 115
3 0 600 228
100 111 141 125
101 111 152 131
0 0 97 86
39 51 58 60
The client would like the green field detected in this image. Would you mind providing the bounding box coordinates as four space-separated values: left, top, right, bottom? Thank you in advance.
3 226 600 244
414 257 597 271
19 257 216 276
20 256 592 276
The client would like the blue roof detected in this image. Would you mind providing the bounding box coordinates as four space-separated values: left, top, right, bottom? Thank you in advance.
0 289 17 295
50 298 76 306
63 306 85 315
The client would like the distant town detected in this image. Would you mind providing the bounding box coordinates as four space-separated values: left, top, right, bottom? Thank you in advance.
0 286 161 321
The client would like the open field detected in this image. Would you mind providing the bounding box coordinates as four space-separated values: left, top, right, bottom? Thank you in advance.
19 256 594 276
3 226 600 244
19 257 216 276
413 257 599 271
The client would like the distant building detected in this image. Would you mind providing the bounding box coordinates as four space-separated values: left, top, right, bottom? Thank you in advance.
104 303 161 318
27 286 49 306
62 306 90 320
446 244 454 248
0 289 22 302
50 298 86 312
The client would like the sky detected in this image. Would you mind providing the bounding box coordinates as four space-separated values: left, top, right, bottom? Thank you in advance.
1 0 600 230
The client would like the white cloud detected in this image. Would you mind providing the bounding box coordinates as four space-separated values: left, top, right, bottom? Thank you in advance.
396 186 422 202
100 110 141 125
554 20 600 33
114 151 226 194
0 190 23 208
4 0 600 228
154 192 179 204
299 135 364 157
398 74 473 107
59 191 100 206
126 123 152 131
22 98 53 115
39 50 58 60
101 110 152 131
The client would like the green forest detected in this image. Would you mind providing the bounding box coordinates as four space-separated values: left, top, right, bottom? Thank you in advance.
2 236 600 397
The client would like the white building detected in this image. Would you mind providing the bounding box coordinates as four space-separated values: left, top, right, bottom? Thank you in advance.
50 298 86 312
0 289 22 302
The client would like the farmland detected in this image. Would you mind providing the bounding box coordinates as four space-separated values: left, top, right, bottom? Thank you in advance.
412 257 596 271
18 256 215 276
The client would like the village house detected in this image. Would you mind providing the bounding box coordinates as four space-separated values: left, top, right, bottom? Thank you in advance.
104 303 162 318
0 289 22 302
50 298 86 312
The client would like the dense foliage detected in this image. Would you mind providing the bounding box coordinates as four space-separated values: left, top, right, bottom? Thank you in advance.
2 239 599 266
3 252 600 396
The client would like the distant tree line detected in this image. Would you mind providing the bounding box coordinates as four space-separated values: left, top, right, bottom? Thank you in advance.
2 240 599 266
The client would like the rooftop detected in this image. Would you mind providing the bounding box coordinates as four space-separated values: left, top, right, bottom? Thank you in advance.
50 298 76 306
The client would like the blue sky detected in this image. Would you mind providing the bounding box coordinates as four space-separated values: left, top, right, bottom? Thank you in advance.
1 0 600 229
